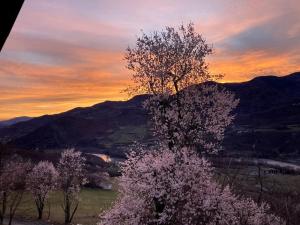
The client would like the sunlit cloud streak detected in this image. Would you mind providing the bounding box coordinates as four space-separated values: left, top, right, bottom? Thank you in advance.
0 0 300 119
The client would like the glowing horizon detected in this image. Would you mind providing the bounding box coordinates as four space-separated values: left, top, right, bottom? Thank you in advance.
0 0 300 120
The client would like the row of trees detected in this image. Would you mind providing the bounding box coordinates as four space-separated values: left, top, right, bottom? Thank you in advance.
0 147 86 225
99 23 285 224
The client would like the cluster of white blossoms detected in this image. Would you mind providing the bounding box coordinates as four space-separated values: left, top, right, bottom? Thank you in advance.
27 149 87 222
26 161 58 219
144 85 239 153
100 147 283 225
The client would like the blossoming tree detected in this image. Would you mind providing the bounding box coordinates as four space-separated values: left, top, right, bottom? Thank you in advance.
99 23 284 224
100 147 283 225
125 23 238 153
144 84 238 153
57 149 87 224
26 161 58 219
0 152 31 225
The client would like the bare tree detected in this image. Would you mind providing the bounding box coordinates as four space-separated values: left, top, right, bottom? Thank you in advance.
57 149 87 224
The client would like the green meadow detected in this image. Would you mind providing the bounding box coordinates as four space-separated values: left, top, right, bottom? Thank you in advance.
16 188 118 225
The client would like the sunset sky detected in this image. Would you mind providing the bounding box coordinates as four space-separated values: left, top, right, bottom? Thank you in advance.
1 0 300 120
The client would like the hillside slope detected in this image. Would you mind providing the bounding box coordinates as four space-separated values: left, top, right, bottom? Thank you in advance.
1 72 300 158
0 116 32 128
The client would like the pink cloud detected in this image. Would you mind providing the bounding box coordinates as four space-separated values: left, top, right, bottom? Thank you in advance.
0 0 300 119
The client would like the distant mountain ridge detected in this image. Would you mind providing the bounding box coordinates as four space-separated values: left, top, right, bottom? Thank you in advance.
1 72 300 159
0 116 32 128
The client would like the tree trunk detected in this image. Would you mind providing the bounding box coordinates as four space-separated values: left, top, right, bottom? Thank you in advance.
64 195 79 224
8 214 13 225
38 208 43 220
47 201 51 220
35 200 44 220
69 203 79 223
8 191 24 225
0 192 7 225
64 196 70 224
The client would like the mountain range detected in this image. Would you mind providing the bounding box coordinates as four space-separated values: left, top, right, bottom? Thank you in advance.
1 72 300 159
0 116 32 128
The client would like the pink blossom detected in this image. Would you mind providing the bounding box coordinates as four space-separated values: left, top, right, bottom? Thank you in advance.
0 154 32 225
144 85 238 153
26 161 58 219
100 148 284 225
101 23 284 225
57 149 87 224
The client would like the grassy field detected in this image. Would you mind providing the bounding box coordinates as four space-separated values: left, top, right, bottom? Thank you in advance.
16 188 118 225
215 165 300 224
15 166 300 225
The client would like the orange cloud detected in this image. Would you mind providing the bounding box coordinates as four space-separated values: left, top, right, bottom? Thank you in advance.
0 46 131 120
209 51 300 82
1 0 300 120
